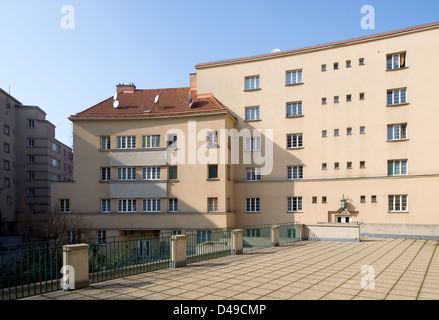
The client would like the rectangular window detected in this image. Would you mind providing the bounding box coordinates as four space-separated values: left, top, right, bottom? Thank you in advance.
334 129 340 137
322 130 327 138
286 102 303 117
197 231 212 244
168 166 178 180
287 134 303 149
101 136 111 150
245 137 261 151
346 94 352 102
361 196 366 203
322 163 328 170
207 132 218 147
118 167 136 181
334 96 339 103
245 76 260 91
117 136 136 149
118 199 137 213
28 172 35 180
4 178 10 188
142 135 160 149
208 198 218 212
169 198 178 212
312 197 318 204
322 196 327 204
288 166 303 180
143 167 161 180
60 199 70 213
52 158 60 168
359 58 365 65
143 199 161 213
347 162 353 169
334 62 339 70
4 160 10 170
4 125 9 135
246 198 260 213
387 52 406 70
387 124 407 141
101 199 111 213
98 230 106 244
322 98 327 105
28 139 35 147
359 93 365 100
360 161 366 169
288 197 303 213
208 165 218 179
360 126 366 134
346 60 352 68
245 106 260 121
334 162 340 170
52 143 60 153
28 120 35 128
321 64 327 72
388 160 408 176
389 195 408 212
371 195 377 203
246 168 261 181
101 168 111 181
167 134 178 148
7 196 12 205
286 70 303 85
347 128 352 135
246 229 261 238
387 89 407 105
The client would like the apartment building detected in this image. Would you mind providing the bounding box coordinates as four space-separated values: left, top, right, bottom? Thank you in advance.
0 88 72 237
52 22 439 240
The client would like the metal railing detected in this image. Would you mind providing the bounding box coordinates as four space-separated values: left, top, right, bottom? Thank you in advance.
0 241 64 300
279 223 301 245
186 229 232 264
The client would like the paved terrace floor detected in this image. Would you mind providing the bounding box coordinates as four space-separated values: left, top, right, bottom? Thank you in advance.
24 238 439 300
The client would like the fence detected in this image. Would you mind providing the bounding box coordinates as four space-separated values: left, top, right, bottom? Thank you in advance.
0 241 64 300
186 229 232 264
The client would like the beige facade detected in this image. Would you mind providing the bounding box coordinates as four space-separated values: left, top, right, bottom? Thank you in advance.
52 22 439 240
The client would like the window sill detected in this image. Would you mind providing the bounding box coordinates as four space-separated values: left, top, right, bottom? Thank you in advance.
168 179 180 183
387 139 409 143
386 67 409 72
245 212 261 214
386 103 409 108
244 119 262 123
285 83 304 87
388 211 409 214
287 211 303 214
207 178 220 181
287 147 304 150
244 89 261 92
286 115 304 119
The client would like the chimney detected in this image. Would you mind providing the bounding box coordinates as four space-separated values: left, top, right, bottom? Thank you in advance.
116 83 136 94
190 73 197 95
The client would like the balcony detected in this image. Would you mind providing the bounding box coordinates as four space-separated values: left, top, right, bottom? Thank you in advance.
110 149 167 167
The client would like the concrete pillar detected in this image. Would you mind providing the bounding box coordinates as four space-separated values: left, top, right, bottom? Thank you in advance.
62 244 90 290
232 229 244 255
171 235 187 268
271 226 280 247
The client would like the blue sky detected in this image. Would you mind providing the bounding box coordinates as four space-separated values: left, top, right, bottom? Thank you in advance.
1 0 438 147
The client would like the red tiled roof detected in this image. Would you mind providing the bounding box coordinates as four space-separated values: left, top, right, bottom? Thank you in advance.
196 21 439 69
70 87 234 120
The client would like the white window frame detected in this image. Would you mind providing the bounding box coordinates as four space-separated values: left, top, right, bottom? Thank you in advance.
101 136 111 150
245 76 260 91
143 135 160 149
387 124 407 141
286 102 303 117
245 137 261 152
143 167 161 180
117 199 137 213
288 197 303 213
286 70 303 85
246 198 260 213
246 168 261 181
387 52 407 70
207 132 218 147
117 136 136 149
101 199 111 213
389 195 408 213
387 88 407 105
60 199 70 213
288 166 303 180
245 106 260 121
208 198 218 213
117 167 136 181
287 134 303 149
388 160 408 176
169 198 178 212
143 199 161 213
28 139 35 147
101 167 111 181
167 134 178 149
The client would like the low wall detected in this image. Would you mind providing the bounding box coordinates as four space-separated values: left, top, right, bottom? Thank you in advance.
302 224 360 242
361 223 439 240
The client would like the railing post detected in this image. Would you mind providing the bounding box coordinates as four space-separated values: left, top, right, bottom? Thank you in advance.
272 226 280 247
171 235 187 268
62 244 90 291
232 229 244 255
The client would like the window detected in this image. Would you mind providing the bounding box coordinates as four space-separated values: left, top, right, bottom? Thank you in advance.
168 166 178 180
245 106 260 121
97 230 106 244
334 96 339 103
167 134 178 149
4 143 10 153
60 199 70 213
334 62 339 70
208 198 218 212
118 167 136 181
28 172 35 180
143 167 161 180
117 136 136 149
246 168 261 181
4 160 10 170
288 166 303 180
334 162 340 170
28 188 35 197
387 52 407 70
28 120 35 128
246 137 261 152
101 136 111 150
286 102 303 117
287 134 303 149
208 165 218 179
360 161 366 169
246 229 261 237
346 94 352 102
28 139 35 147
28 204 35 213
346 60 352 68
361 196 366 203
389 195 408 212
245 76 260 91
169 199 178 212
52 158 60 168
207 132 218 147
312 197 318 204
322 98 327 105
4 125 9 135
360 126 366 134
52 143 60 153
359 93 365 100
321 64 327 72
387 89 407 105
286 70 303 85
7 196 12 205
322 130 328 138
197 231 212 243
101 168 111 181
334 129 340 137
27 155 35 164
388 160 408 176
322 197 327 204
347 128 352 135
388 124 407 141
322 163 328 170
118 199 137 213
246 198 260 213
143 135 160 149
347 162 353 169
288 197 303 213
371 195 377 203
143 199 161 213
4 178 10 188
101 199 111 213
359 58 365 65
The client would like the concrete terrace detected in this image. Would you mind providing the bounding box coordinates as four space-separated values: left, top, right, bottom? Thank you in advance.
23 238 439 300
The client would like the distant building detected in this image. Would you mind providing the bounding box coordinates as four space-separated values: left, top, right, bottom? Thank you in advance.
0 88 73 236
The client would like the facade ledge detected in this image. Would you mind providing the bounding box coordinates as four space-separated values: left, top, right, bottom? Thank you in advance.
285 83 304 87
386 67 409 72
386 103 410 107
